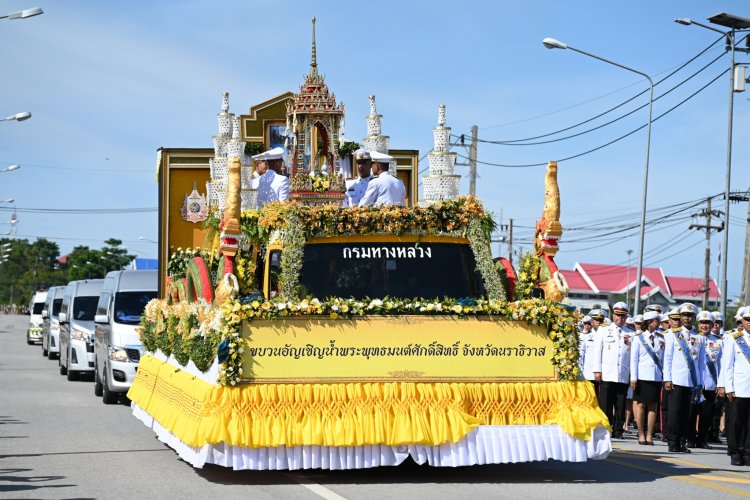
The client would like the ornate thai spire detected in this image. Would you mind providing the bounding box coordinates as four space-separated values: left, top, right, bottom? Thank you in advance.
309 17 318 78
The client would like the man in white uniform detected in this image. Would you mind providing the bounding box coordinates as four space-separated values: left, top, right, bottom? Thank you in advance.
358 151 406 207
251 147 289 207
592 302 633 438
719 306 750 465
663 303 706 453
342 149 372 207
688 310 722 449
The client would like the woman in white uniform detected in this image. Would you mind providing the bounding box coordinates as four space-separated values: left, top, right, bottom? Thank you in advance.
630 310 665 445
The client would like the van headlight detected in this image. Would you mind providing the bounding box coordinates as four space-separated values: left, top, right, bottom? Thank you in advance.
108 347 129 362
71 329 90 342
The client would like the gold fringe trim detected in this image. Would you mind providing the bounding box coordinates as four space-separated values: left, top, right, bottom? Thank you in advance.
128 355 609 448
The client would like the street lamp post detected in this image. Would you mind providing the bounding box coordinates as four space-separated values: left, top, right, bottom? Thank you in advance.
543 38 654 315
0 7 43 20
86 261 107 278
1 112 31 122
138 236 157 244
626 249 633 311
675 12 750 317
0 164 20 173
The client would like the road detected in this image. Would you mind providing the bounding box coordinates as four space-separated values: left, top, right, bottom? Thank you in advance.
1 313 749 499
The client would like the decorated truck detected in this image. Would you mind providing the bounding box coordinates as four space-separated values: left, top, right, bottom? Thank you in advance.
129 170 610 470
128 19 609 470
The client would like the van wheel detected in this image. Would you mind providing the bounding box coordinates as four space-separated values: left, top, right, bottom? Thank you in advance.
27 336 33 345
94 363 103 397
66 365 78 381
102 371 118 404
42 344 48 357
59 356 67 375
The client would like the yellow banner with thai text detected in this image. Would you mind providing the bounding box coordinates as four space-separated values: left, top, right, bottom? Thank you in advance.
240 316 556 383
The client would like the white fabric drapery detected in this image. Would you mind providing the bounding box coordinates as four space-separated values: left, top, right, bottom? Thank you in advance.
132 403 611 470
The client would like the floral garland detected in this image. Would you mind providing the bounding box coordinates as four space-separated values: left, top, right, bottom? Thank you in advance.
167 247 215 280
467 218 505 301
139 297 581 386
516 252 541 300
290 173 346 193
279 211 305 300
234 247 257 295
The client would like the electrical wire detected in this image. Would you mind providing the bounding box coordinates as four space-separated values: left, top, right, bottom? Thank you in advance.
457 67 729 168
464 39 728 146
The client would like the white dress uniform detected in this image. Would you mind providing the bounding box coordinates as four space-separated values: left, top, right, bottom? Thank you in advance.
704 333 723 391
579 328 599 380
722 330 750 398
257 170 290 206
358 173 406 207
663 327 706 388
721 325 750 462
592 323 633 383
630 330 665 382
342 176 371 207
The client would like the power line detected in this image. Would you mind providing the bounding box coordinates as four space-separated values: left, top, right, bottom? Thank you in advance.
0 207 156 214
460 67 728 168
463 46 727 147
470 36 728 146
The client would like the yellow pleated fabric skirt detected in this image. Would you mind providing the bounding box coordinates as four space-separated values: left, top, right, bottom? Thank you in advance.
128 355 610 449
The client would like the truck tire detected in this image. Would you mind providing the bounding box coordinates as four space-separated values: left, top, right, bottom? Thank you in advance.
94 363 103 397
102 371 118 404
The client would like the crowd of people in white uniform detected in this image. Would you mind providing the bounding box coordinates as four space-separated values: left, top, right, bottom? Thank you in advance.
249 147 406 208
578 301 750 466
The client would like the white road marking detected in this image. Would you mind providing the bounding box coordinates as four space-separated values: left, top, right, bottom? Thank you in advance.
286 473 348 500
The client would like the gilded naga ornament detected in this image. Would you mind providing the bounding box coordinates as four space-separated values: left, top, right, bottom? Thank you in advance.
533 161 568 302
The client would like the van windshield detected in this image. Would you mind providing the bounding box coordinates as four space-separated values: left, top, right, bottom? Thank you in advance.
52 299 63 317
298 242 486 300
32 302 44 315
114 291 158 324
72 296 99 321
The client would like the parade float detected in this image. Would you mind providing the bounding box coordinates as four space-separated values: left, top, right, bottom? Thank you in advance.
128 18 611 470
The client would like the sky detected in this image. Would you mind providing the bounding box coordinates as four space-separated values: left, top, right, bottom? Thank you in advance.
1 0 749 302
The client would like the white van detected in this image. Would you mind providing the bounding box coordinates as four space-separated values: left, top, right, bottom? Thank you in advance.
58 279 104 381
41 286 65 358
27 290 48 345
94 270 157 403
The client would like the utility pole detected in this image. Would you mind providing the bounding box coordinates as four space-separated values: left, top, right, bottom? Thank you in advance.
468 125 478 196
689 197 724 310
508 219 514 265
741 189 750 304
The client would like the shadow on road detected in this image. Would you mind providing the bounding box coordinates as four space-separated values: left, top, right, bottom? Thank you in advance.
0 467 75 494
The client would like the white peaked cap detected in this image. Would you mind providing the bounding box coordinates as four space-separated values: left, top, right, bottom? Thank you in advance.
370 151 394 163
251 147 285 161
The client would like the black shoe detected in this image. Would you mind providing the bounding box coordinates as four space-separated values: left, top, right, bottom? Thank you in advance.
668 445 681 453
661 435 668 442
695 441 712 449
686 440 697 448
612 432 624 439
679 445 692 453
708 435 722 444
743 456 750 466
731 455 744 466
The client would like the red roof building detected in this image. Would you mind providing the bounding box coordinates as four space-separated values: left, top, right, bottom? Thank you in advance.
561 262 720 313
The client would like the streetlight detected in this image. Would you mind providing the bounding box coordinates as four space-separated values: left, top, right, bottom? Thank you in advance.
1 198 13 203
86 261 107 278
1 112 31 122
543 38 654 315
626 249 633 311
0 164 20 173
138 236 157 244
0 7 43 20
675 12 750 318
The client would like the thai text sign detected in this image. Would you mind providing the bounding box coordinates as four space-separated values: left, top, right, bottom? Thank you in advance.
240 316 556 383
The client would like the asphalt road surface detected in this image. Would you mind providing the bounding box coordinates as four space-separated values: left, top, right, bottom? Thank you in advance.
2 313 750 499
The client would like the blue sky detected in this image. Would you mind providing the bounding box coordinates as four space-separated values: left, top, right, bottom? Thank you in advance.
2 0 749 301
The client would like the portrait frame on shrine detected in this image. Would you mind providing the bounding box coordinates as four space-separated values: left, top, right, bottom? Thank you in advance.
265 121 287 150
